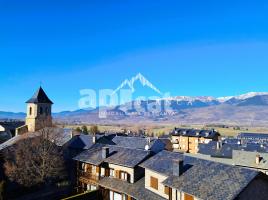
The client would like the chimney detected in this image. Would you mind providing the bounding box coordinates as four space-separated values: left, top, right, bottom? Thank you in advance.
71 130 74 138
256 154 261 165
92 135 96 144
102 147 109 159
173 159 184 176
216 141 222 150
145 137 151 151
147 137 151 145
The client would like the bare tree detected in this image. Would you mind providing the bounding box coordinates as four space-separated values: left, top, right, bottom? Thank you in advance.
4 128 66 187
89 125 99 135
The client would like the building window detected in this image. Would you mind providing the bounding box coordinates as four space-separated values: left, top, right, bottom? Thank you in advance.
92 165 96 173
87 184 97 191
101 168 105 177
29 107 32 115
150 176 158 190
110 191 125 200
110 169 115 177
120 171 129 181
40 107 43 115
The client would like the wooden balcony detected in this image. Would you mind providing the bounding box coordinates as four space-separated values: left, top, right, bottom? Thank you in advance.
78 170 100 184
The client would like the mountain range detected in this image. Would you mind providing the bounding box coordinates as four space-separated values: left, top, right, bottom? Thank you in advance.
2 92 268 126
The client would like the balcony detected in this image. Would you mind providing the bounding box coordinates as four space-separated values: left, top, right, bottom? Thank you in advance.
78 170 100 183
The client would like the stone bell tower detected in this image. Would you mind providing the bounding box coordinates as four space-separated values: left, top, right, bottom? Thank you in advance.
25 87 53 132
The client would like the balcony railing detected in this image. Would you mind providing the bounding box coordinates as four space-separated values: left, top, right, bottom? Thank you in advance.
78 170 100 182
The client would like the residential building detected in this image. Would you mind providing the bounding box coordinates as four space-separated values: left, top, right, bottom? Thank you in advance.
141 150 268 200
171 128 220 153
140 151 184 199
73 147 268 200
73 144 163 200
237 132 268 144
163 159 268 200
194 140 268 174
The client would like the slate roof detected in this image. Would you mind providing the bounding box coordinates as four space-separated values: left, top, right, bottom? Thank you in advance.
223 138 242 145
171 128 219 139
163 161 259 200
198 140 268 159
233 150 268 170
26 87 53 104
239 143 268 153
105 147 150 168
111 135 157 150
74 145 150 168
140 150 184 176
73 144 106 165
0 121 25 131
0 135 21 151
50 128 73 147
198 141 239 158
98 177 165 200
67 134 103 150
0 128 72 151
237 132 268 143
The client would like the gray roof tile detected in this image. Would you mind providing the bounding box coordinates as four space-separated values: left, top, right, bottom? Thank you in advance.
171 128 219 139
98 177 165 200
26 87 53 104
74 145 150 168
111 136 156 150
140 150 184 176
105 147 150 168
163 161 259 200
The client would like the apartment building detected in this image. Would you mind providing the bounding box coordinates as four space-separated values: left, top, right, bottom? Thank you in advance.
171 128 220 153
73 144 165 200
141 150 268 200
73 145 268 200
194 140 268 174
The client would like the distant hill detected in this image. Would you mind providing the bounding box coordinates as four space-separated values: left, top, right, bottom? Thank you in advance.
0 111 26 120
3 92 268 126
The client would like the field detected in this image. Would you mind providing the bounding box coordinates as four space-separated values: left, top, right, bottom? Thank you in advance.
61 123 268 137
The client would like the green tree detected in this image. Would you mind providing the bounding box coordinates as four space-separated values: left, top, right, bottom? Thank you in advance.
81 125 88 134
89 125 99 135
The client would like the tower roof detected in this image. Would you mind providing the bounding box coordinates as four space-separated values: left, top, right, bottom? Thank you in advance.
26 87 53 104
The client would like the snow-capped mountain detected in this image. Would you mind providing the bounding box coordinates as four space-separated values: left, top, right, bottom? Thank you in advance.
161 92 268 105
230 92 268 100
112 73 162 95
163 96 217 103
3 91 268 125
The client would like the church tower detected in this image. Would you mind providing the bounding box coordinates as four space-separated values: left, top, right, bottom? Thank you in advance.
25 87 53 132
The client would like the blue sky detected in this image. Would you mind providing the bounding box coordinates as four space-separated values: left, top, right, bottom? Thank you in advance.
1 0 268 112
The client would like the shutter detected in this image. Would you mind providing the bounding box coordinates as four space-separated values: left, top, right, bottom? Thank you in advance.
165 186 170 195
184 193 194 200
127 173 131 182
115 170 120 178
150 176 158 190
105 168 110 177
87 164 92 172
96 166 100 173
